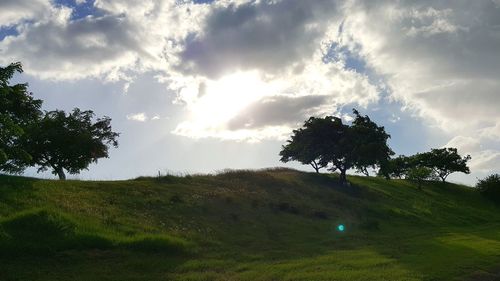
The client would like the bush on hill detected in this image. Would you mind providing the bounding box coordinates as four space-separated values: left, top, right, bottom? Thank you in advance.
477 174 500 204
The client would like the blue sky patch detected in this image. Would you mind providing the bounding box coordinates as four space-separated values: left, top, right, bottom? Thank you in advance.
322 42 367 74
0 26 19 41
54 0 101 20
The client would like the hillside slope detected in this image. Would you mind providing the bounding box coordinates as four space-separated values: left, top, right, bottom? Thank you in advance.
0 168 499 281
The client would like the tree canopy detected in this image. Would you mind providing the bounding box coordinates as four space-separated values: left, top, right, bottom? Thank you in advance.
280 109 393 184
0 62 43 173
406 166 434 190
378 155 411 179
418 148 471 182
349 110 394 177
280 116 343 173
477 174 500 204
24 109 119 180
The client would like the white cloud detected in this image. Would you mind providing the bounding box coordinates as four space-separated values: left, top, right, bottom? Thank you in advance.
445 135 500 174
1 0 500 153
126 112 148 122
0 1 208 81
0 0 51 28
445 136 482 154
338 1 500 133
332 0 500 177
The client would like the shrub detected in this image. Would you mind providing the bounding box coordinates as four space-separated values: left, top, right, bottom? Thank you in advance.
407 167 434 189
477 174 500 204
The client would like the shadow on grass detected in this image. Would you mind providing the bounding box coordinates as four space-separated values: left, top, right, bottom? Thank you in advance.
0 207 196 280
0 208 195 256
0 174 38 200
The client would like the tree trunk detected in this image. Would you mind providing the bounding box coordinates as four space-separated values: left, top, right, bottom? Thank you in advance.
339 169 347 185
361 167 369 177
56 168 66 180
310 161 320 173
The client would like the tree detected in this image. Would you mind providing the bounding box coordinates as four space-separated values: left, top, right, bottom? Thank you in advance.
0 62 43 173
378 155 411 179
406 166 434 190
24 108 119 180
419 147 471 182
349 110 394 177
280 109 393 185
322 110 392 184
280 116 342 173
279 127 326 173
476 174 500 204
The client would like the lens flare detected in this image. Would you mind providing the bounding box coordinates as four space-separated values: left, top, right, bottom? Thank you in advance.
337 224 345 232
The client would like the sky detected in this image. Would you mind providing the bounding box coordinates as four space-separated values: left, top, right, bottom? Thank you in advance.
1 0 499 185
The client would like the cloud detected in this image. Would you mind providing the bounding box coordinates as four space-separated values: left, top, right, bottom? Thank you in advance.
126 112 148 122
0 8 149 81
338 0 500 134
0 0 51 28
178 0 340 78
2 0 500 151
445 135 500 174
0 1 207 80
0 0 383 142
227 95 327 130
331 0 500 178
469 150 500 173
170 59 380 141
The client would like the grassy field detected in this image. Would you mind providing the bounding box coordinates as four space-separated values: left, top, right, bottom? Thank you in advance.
0 168 499 281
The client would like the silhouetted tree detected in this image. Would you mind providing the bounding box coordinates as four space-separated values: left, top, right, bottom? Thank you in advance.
378 155 411 179
0 62 42 173
280 109 392 185
279 128 326 173
419 148 471 182
280 116 342 173
322 110 392 184
350 110 394 177
24 109 119 180
477 174 500 204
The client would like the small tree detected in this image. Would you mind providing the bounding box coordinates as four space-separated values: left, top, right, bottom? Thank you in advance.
0 62 43 173
378 155 411 179
406 166 434 190
24 108 119 180
420 148 471 182
476 174 500 204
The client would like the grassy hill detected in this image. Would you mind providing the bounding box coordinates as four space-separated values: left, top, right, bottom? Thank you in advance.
0 168 499 281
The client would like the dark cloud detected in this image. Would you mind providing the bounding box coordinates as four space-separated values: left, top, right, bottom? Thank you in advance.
178 0 339 78
1 13 147 79
227 95 327 130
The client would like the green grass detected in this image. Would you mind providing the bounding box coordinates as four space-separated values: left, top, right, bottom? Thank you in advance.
0 168 499 280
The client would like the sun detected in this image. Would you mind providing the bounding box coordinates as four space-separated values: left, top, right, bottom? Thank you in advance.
189 71 277 127
173 70 287 140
